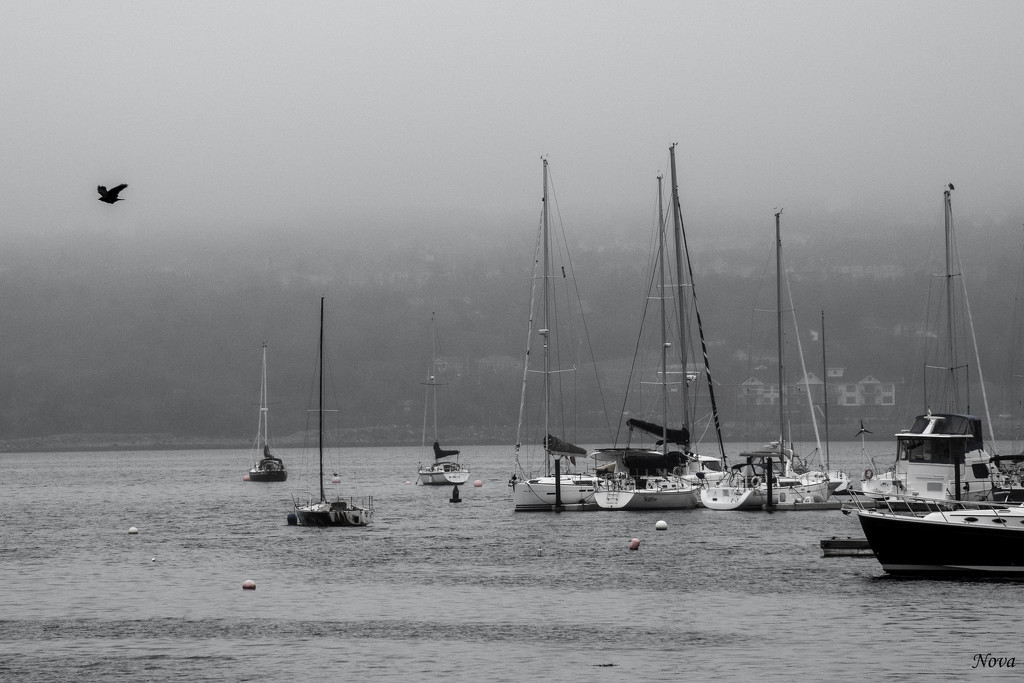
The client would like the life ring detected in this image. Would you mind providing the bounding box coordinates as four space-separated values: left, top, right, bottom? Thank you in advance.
864 469 874 480
750 476 760 487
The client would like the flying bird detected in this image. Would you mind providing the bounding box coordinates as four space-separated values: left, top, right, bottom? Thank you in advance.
97 183 128 204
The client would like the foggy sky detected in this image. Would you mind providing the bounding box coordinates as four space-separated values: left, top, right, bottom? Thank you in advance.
4 1 1023 245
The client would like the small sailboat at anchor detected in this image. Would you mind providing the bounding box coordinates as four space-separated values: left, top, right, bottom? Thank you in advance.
416 313 470 485
291 297 374 527
245 343 287 482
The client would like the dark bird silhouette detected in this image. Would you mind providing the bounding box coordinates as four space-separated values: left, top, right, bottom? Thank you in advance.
854 420 872 438
97 184 128 203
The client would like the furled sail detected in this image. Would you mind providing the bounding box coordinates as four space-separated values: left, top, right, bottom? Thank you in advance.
621 449 688 475
626 418 689 447
433 441 460 459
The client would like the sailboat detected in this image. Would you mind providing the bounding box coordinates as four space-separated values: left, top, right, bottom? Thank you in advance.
508 158 600 512
416 313 470 485
593 147 723 510
291 297 374 527
701 210 829 510
245 343 287 482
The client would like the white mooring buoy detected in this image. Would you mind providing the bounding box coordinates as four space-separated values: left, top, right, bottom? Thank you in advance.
655 520 668 531
128 527 139 535
242 580 256 590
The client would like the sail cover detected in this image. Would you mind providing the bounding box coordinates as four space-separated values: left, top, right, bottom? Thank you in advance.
621 449 688 475
433 441 460 459
543 434 586 457
626 418 689 447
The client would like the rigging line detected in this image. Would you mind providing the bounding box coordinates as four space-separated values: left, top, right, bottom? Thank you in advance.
610 186 669 448
513 207 545 476
744 236 777 440
546 176 573 441
675 185 726 462
548 172 615 446
783 263 823 461
954 231 995 445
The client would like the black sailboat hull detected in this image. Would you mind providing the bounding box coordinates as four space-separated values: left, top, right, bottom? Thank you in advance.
857 510 1024 575
248 470 287 482
294 502 372 527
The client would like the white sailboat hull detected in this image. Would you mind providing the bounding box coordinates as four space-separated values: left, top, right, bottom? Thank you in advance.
417 462 471 485
512 475 598 511
595 476 700 510
595 487 699 510
700 480 828 511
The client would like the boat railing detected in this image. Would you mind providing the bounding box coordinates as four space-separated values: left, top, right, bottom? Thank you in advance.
844 491 1013 518
335 494 374 511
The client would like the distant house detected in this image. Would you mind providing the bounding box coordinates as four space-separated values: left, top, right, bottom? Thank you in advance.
435 355 467 379
836 375 896 407
792 372 824 406
737 371 894 409
741 378 775 406
476 354 523 374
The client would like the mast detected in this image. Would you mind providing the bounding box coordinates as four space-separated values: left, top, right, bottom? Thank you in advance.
259 342 269 451
668 145 690 439
657 174 669 456
421 312 439 450
944 186 960 412
775 209 786 448
821 311 831 471
928 184 974 414
540 159 561 507
318 296 326 503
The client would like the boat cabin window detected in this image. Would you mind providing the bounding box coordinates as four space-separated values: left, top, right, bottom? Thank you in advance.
898 438 965 465
702 461 723 473
971 463 990 479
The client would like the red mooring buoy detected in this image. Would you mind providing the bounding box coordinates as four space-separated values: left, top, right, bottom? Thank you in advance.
629 538 641 551
242 580 256 590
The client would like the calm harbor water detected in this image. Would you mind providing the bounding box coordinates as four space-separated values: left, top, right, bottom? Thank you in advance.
1 442 1021 681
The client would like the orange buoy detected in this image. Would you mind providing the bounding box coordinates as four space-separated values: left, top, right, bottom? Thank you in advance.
242 580 256 590
473 480 483 487
629 538 640 550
